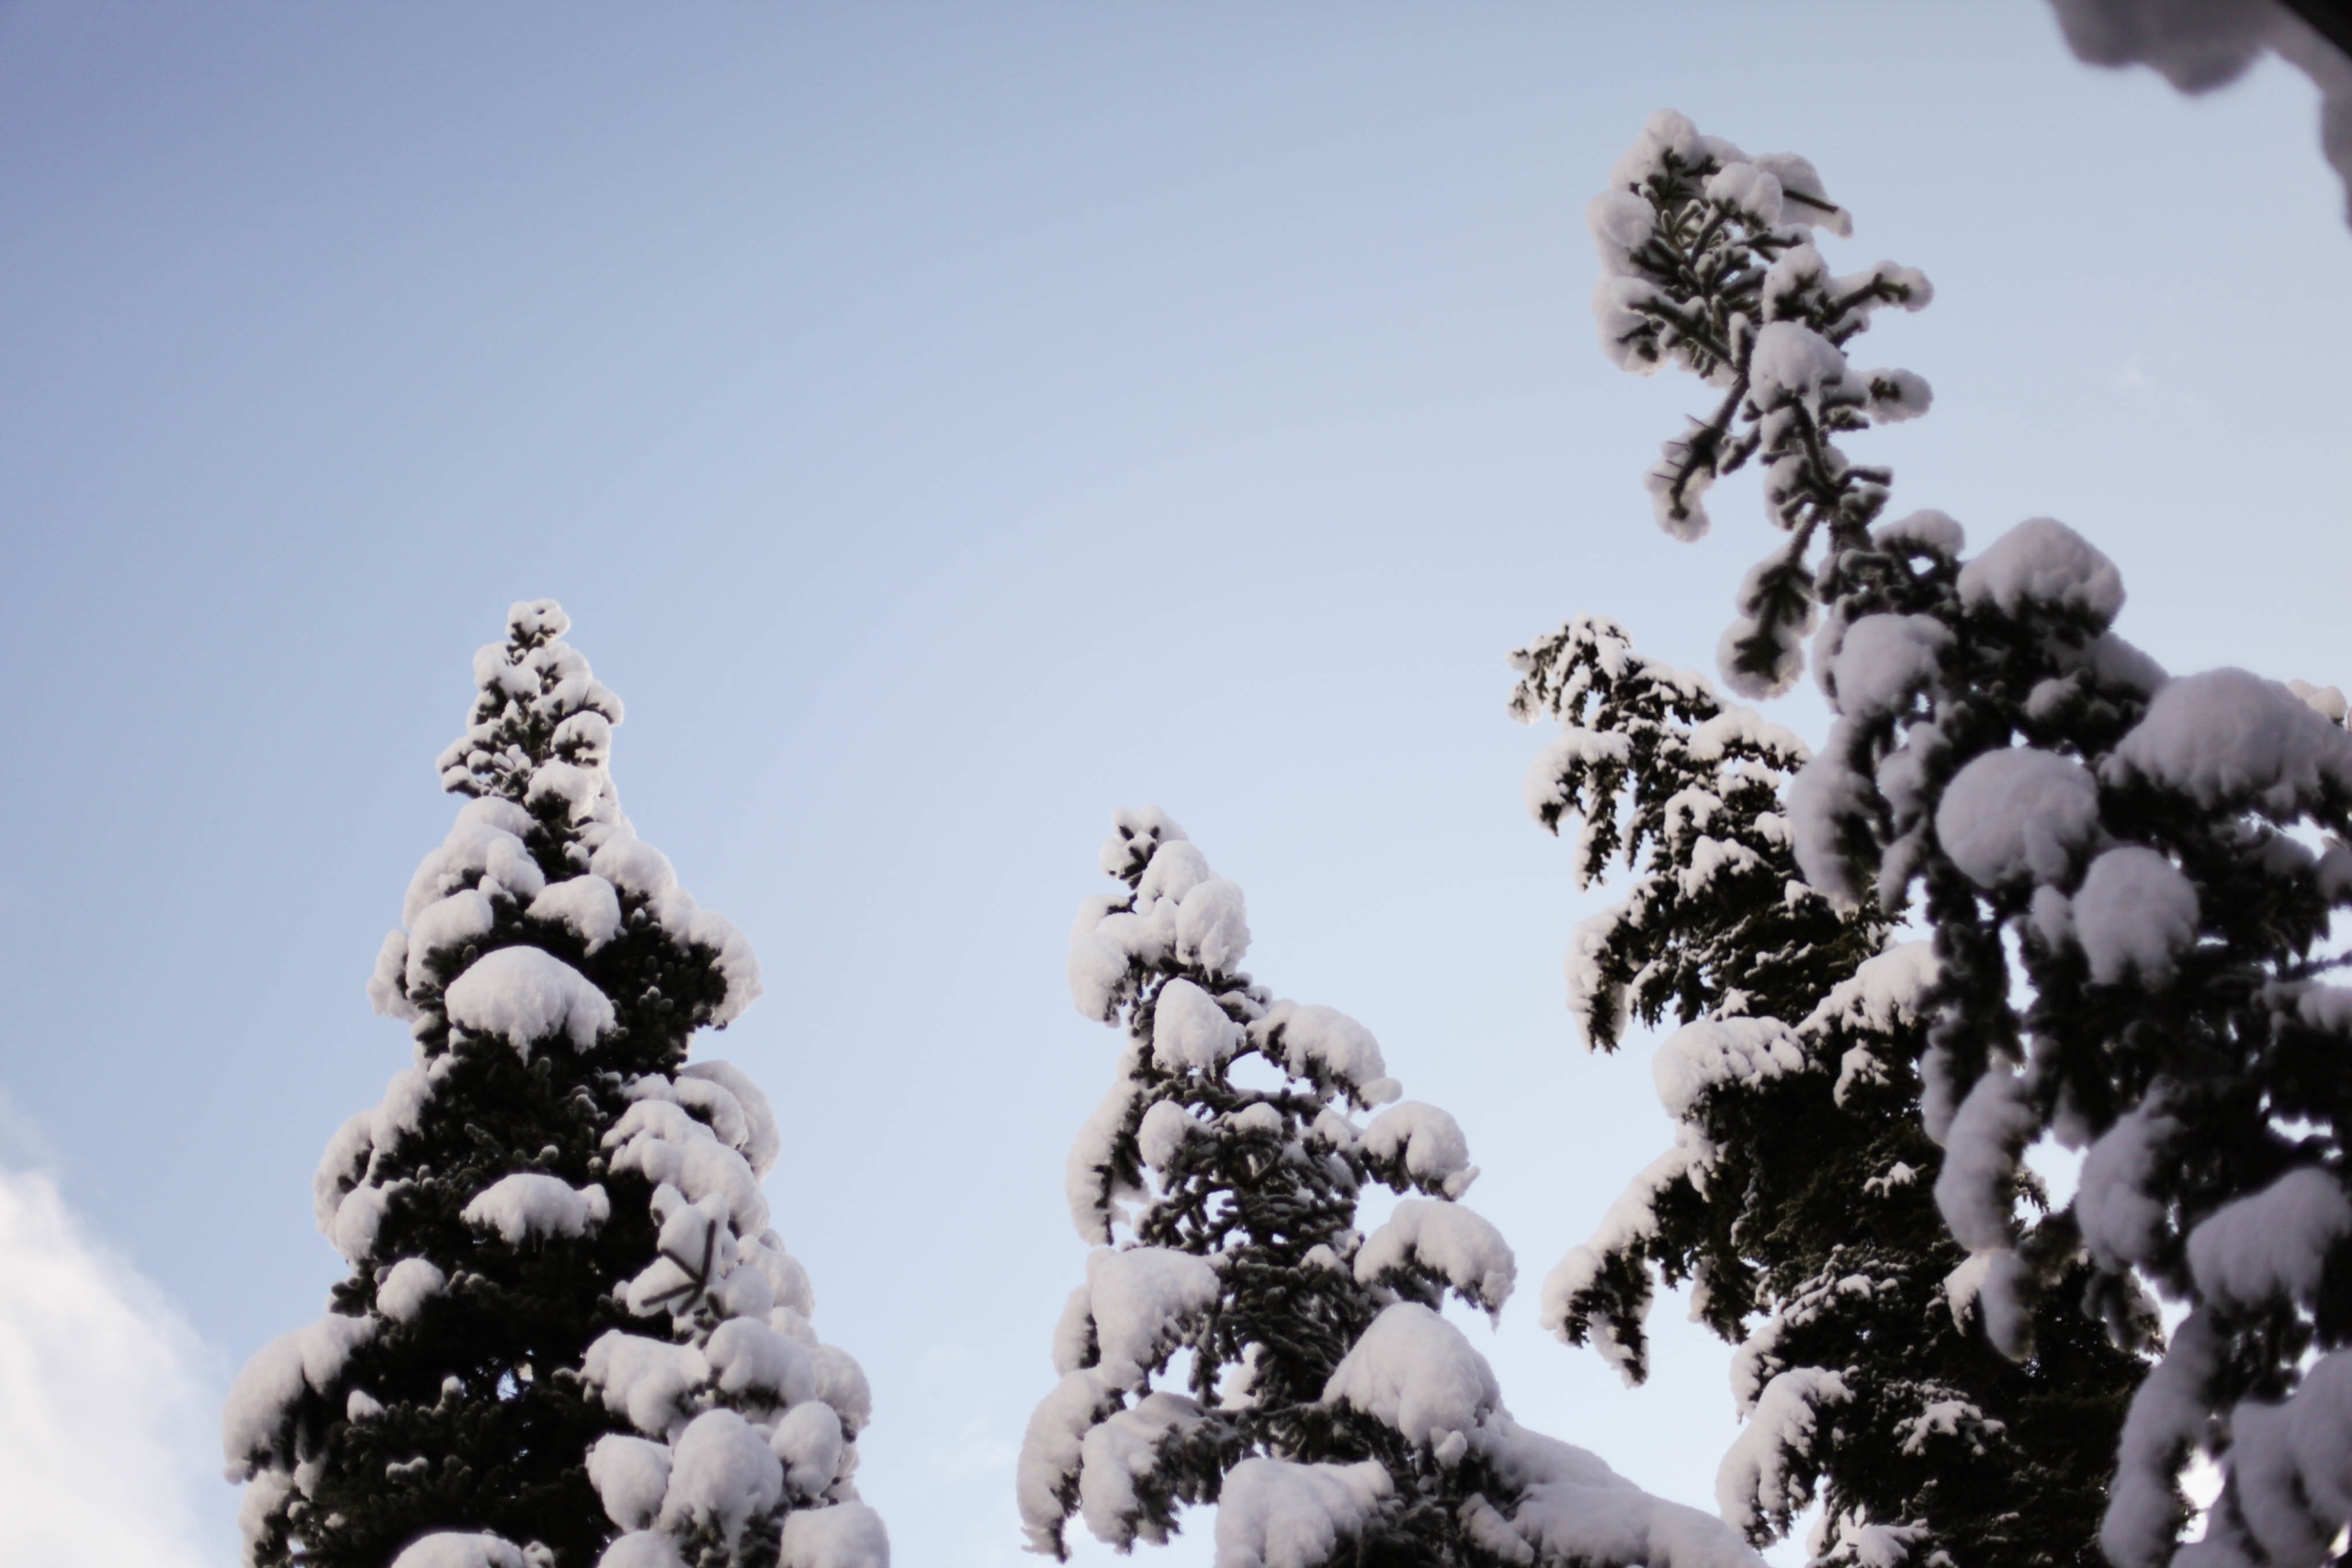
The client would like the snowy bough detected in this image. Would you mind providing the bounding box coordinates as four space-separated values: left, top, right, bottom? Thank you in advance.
222 602 886 1568
1023 808 1763 1568
1510 615 2149 1566
1589 110 2352 1568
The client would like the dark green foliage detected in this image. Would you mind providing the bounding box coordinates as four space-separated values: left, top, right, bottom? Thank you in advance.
1512 615 2149 1567
1585 107 2352 1568
1026 810 1530 1565
229 602 753 1568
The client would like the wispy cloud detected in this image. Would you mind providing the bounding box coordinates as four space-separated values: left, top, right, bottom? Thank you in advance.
0 1163 217 1567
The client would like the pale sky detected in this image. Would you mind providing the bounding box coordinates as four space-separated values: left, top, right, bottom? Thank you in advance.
2 5 2346 1565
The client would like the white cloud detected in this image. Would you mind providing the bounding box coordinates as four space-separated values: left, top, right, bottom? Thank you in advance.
0 1165 216 1568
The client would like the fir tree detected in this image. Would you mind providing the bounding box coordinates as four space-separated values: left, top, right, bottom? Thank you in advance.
222 602 884 1568
1584 110 2352 1567
1509 614 2146 1566
1020 808 1764 1568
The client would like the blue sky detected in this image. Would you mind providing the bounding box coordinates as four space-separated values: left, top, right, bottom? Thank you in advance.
1 4 2346 1564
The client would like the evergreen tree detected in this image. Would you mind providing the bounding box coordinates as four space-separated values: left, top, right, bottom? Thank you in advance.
1584 110 2352 1567
1020 808 1764 1568
1508 614 2147 1566
222 602 885 1568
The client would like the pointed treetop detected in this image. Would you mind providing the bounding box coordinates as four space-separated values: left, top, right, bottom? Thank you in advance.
438 599 627 804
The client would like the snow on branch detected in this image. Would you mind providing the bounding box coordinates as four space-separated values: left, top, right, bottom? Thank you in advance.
1028 809 1761 1567
1581 104 2352 1568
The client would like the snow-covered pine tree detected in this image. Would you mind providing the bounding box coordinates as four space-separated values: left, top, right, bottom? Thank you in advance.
222 601 885 1568
1507 614 2147 1566
1019 807 1765 1568
1587 109 2352 1567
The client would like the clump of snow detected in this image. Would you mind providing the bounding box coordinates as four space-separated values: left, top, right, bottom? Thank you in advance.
1934 747 2101 886
1471 1417 1767 1568
1213 1458 1393 1568
1361 1101 1476 1197
2104 1308 2223 1568
1716 555 1815 699
583 1331 712 1438
1135 1100 1200 1171
2186 1166 2350 1313
778 1502 890 1568
707 1315 816 1407
1064 1068 1143 1245
2107 667 2352 815
444 945 615 1055
1827 614 1948 719
1016 1370 1116 1552
604 1100 770 1236
1874 508 1965 558
657 1409 783 1550
604 1528 690 1567
1652 1018 1804 1122
1749 321 1850 405
1151 978 1242 1071
368 930 422 1021
679 1060 782 1179
589 833 675 901
1603 107 1709 199
1255 1001 1394 1105
1956 518 2124 626
377 1257 447 1323
1716 1368 1850 1540
1069 827 1257 1021
312 1066 433 1233
2071 846 2199 985
1321 1303 1501 1450
681 904 763 1027
401 801 545 928
1353 1199 1516 1315
772 1401 845 1497
1934 1067 2039 1357
1050 1286 1097 1378
1934 1068 2035 1256
529 875 623 953
2076 1105 2177 1274
2222 1352 2352 1566
1101 806 1188 880
1068 895 1139 1024
810 1344 871 1437
459 1173 610 1246
387 1534 534 1568
223 1313 379 1474
589 1434 675 1530
1080 1246 1221 1389
1815 1513 1930 1568
1078 1392 1206 1545
621 1193 744 1318
328 1178 402 1263
406 889 496 989
1175 877 1250 976
1539 1145 1691 1382
1805 942 1935 1044
1943 1247 2032 1360
1785 748 1876 905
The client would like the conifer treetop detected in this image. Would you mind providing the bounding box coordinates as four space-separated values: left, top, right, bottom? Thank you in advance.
1025 808 1764 1568
224 602 880 1568
1589 109 2352 1568
1589 108 1931 698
